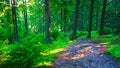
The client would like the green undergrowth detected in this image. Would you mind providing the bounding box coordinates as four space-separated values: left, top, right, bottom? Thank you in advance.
91 34 120 61
0 32 73 68
1 30 119 68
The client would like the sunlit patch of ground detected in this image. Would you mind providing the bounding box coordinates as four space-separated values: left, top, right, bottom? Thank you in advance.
50 48 64 54
71 46 92 60
40 48 64 56
54 41 107 61
69 43 107 60
35 61 53 67
37 48 65 67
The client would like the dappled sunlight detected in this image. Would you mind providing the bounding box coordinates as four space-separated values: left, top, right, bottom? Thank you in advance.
36 61 53 67
0 58 7 64
55 42 107 61
99 42 110 45
68 40 74 43
40 52 49 56
40 48 64 56
50 48 64 54
0 58 7 62
74 44 89 48
71 46 92 60
59 52 71 57
71 54 87 60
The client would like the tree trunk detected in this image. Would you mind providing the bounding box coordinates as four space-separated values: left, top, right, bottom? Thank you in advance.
60 7 63 31
72 0 80 39
117 9 120 33
11 0 19 42
80 4 84 31
99 0 107 36
63 0 67 32
80 13 84 30
96 6 99 30
45 0 51 44
88 0 94 38
23 0 28 32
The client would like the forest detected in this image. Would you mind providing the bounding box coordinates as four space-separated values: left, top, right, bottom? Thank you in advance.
0 0 120 68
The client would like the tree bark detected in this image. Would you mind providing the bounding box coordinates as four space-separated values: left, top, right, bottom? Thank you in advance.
80 4 84 30
99 0 107 36
63 0 67 32
23 0 28 32
60 7 63 31
96 6 99 30
45 0 51 44
88 0 94 38
72 0 80 39
11 0 19 42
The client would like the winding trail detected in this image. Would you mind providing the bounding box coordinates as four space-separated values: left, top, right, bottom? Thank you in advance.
51 38 120 68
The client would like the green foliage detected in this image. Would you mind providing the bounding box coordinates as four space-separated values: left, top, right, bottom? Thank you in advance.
51 29 59 40
0 24 8 40
76 31 88 37
21 33 45 45
0 43 40 68
0 33 70 68
56 32 67 40
0 0 120 67
107 44 120 61
92 34 120 61
103 27 113 34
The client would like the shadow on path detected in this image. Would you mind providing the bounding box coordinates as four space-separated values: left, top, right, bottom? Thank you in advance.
51 38 120 68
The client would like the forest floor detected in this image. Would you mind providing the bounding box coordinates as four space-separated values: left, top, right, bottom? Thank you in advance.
51 38 120 68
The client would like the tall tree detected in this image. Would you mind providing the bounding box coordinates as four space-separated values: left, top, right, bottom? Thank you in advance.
45 0 51 44
72 0 80 39
60 5 63 31
88 0 94 38
23 0 28 32
96 5 99 30
99 0 107 36
117 9 120 33
11 0 19 41
80 3 84 30
6 0 13 43
63 0 67 32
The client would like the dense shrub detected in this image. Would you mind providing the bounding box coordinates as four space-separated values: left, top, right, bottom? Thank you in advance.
21 33 45 45
76 31 87 37
0 43 41 68
107 45 120 61
51 29 59 41
104 27 113 34
56 32 67 40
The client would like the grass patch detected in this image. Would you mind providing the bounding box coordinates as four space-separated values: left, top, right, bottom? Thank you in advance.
0 34 73 68
91 34 120 61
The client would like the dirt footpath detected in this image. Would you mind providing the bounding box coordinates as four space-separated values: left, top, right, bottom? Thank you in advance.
51 38 120 68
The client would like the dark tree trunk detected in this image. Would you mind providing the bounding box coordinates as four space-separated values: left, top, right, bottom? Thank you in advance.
99 0 107 36
23 0 28 32
117 9 120 33
80 4 84 31
80 14 84 30
11 0 19 42
88 0 94 38
60 7 63 31
63 1 67 32
45 0 51 44
96 6 99 30
72 0 80 39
